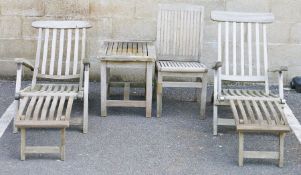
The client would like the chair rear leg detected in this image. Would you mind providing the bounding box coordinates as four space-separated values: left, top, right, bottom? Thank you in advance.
20 128 26 160
238 132 244 166
13 100 19 133
279 132 286 167
60 128 65 161
213 105 218 135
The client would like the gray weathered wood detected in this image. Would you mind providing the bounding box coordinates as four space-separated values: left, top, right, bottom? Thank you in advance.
156 4 208 119
100 41 156 118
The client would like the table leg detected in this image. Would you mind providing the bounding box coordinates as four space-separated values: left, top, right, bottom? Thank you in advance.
146 62 153 118
101 61 107 117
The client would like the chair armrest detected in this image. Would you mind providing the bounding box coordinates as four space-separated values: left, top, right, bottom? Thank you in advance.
15 58 34 71
212 61 223 70
268 66 288 73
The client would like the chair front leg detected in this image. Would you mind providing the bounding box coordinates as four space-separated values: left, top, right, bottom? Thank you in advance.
200 74 208 119
83 64 89 133
14 64 23 133
157 72 163 118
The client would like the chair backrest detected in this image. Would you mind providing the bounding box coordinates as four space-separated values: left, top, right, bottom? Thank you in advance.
156 4 204 62
211 11 274 94
31 21 91 86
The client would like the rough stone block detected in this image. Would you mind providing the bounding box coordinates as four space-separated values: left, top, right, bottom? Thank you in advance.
0 39 36 58
89 17 113 40
271 0 301 22
0 16 22 39
90 0 135 18
268 22 292 44
290 23 301 44
0 0 44 16
112 18 156 40
226 0 270 12
45 0 89 17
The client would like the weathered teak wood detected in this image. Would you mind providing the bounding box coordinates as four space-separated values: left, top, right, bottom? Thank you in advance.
14 21 91 160
211 11 290 135
15 93 76 160
211 11 294 167
100 41 156 118
156 4 208 119
230 99 289 167
14 21 91 134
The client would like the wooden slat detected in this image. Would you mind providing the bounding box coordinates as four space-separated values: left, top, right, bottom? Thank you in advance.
32 28 43 86
18 97 29 117
225 22 229 75
41 29 49 75
56 96 66 120
230 100 240 123
65 96 74 121
255 23 261 76
40 86 59 120
237 100 249 124
49 29 57 75
233 22 237 75
244 100 256 123
251 100 264 123
263 24 269 94
32 86 49 120
247 23 252 76
240 23 245 76
73 28 79 75
25 97 37 120
267 101 281 125
57 29 65 76
65 29 72 75
258 101 273 125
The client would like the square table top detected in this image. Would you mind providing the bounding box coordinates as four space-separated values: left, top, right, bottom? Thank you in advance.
100 41 156 62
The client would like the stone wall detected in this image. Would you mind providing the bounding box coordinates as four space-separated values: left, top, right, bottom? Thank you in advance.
0 0 300 84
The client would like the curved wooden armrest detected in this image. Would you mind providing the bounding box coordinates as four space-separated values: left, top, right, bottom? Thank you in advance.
15 58 34 71
268 66 288 73
212 61 223 70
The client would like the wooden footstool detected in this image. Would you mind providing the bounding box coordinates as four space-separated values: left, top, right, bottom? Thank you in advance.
229 99 290 167
15 94 75 160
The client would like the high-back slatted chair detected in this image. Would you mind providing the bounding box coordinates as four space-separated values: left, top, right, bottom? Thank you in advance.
156 4 208 118
14 21 91 160
211 11 291 167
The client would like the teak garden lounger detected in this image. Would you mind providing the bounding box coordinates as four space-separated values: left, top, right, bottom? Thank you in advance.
156 4 208 118
211 11 291 166
14 21 91 160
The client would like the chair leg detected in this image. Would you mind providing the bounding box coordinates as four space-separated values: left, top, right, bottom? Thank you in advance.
60 128 66 161
100 62 107 117
238 132 244 166
200 75 208 119
83 68 89 133
20 128 26 160
213 105 218 135
13 100 19 133
279 132 286 167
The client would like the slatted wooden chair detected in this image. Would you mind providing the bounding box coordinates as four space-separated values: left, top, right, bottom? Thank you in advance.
211 11 291 167
14 21 91 160
156 4 208 118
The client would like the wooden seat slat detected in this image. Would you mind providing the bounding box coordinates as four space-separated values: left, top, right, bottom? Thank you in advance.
258 101 274 125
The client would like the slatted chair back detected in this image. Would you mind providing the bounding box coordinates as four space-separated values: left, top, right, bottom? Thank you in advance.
156 4 205 62
211 11 274 94
31 21 91 87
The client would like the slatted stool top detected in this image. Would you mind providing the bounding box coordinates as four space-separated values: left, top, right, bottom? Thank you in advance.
15 93 76 128
101 41 156 62
157 61 208 73
229 99 290 132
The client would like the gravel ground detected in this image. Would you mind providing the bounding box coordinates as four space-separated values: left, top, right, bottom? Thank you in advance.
0 80 301 175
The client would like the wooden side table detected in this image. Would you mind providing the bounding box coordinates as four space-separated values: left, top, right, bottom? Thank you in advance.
100 41 156 118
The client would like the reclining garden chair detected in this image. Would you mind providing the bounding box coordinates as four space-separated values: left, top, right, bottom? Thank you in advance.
14 21 91 160
211 11 290 167
156 4 208 118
